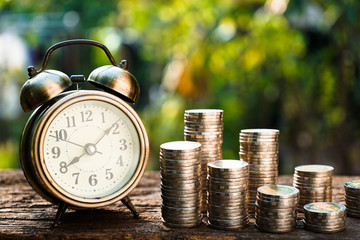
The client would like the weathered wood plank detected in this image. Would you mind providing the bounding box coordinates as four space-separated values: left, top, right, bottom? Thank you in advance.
0 170 359 239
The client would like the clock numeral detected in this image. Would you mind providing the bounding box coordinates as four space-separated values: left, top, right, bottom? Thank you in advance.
54 129 67 142
112 123 120 134
89 174 98 186
106 169 113 180
101 112 106 123
119 139 127 151
117 156 124 166
60 162 68 174
52 146 61 158
81 110 93 122
66 116 76 128
72 172 80 185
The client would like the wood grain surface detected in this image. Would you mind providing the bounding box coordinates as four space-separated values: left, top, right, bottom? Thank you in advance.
0 170 359 239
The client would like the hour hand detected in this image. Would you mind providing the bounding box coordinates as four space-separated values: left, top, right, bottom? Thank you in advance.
67 157 80 168
67 153 84 168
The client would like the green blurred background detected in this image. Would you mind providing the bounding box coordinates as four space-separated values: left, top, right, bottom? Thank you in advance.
0 0 360 175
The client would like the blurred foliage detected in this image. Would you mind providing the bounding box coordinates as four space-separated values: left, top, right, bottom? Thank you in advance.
0 0 360 174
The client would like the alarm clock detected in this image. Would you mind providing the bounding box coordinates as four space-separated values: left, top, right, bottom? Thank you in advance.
19 39 149 227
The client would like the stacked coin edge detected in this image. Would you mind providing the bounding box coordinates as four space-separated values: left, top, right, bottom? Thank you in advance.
184 109 224 212
239 129 280 212
207 159 249 230
255 185 299 233
344 180 360 218
160 141 202 228
293 164 334 211
303 202 346 233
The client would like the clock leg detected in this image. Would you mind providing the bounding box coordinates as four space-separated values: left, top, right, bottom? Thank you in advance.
121 196 139 218
51 202 68 228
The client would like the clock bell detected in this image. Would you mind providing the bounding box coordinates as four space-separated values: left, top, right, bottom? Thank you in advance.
20 39 139 112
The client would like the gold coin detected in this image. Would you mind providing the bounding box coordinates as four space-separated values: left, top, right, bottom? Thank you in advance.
160 141 202 152
185 109 223 115
304 202 345 214
240 129 279 135
257 185 299 198
294 164 334 176
207 159 248 170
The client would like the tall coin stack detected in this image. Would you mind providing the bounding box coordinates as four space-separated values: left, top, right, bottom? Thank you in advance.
344 180 360 218
184 109 223 211
255 185 299 233
293 165 334 211
207 160 249 230
303 202 346 233
160 141 202 228
239 129 280 212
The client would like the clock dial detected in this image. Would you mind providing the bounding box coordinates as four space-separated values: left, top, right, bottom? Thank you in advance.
42 99 140 199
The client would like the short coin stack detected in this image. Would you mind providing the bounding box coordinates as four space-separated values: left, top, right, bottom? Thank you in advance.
184 109 223 211
344 180 360 218
160 141 202 228
303 202 346 233
239 129 280 212
207 160 249 230
255 185 299 233
293 165 334 211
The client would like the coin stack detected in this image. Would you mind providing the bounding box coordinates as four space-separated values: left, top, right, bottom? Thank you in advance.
239 129 280 212
344 180 360 218
255 185 299 233
184 109 223 211
159 141 202 228
293 165 334 211
303 202 346 233
207 160 249 230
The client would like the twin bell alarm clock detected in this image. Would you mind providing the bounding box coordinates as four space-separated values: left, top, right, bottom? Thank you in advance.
19 39 149 227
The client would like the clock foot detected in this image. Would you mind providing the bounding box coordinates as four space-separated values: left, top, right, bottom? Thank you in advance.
121 196 139 218
51 202 68 228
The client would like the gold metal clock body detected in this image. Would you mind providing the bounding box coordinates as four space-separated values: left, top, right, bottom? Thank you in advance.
20 90 149 209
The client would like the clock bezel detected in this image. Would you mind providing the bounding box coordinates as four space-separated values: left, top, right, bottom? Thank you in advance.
21 90 149 208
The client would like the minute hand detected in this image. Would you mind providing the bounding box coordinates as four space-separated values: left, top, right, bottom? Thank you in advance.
49 135 85 148
49 135 102 154
93 120 119 146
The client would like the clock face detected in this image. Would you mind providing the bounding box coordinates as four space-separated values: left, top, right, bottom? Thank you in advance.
40 98 141 199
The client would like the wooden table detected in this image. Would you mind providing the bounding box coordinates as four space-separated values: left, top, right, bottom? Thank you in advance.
0 170 358 239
